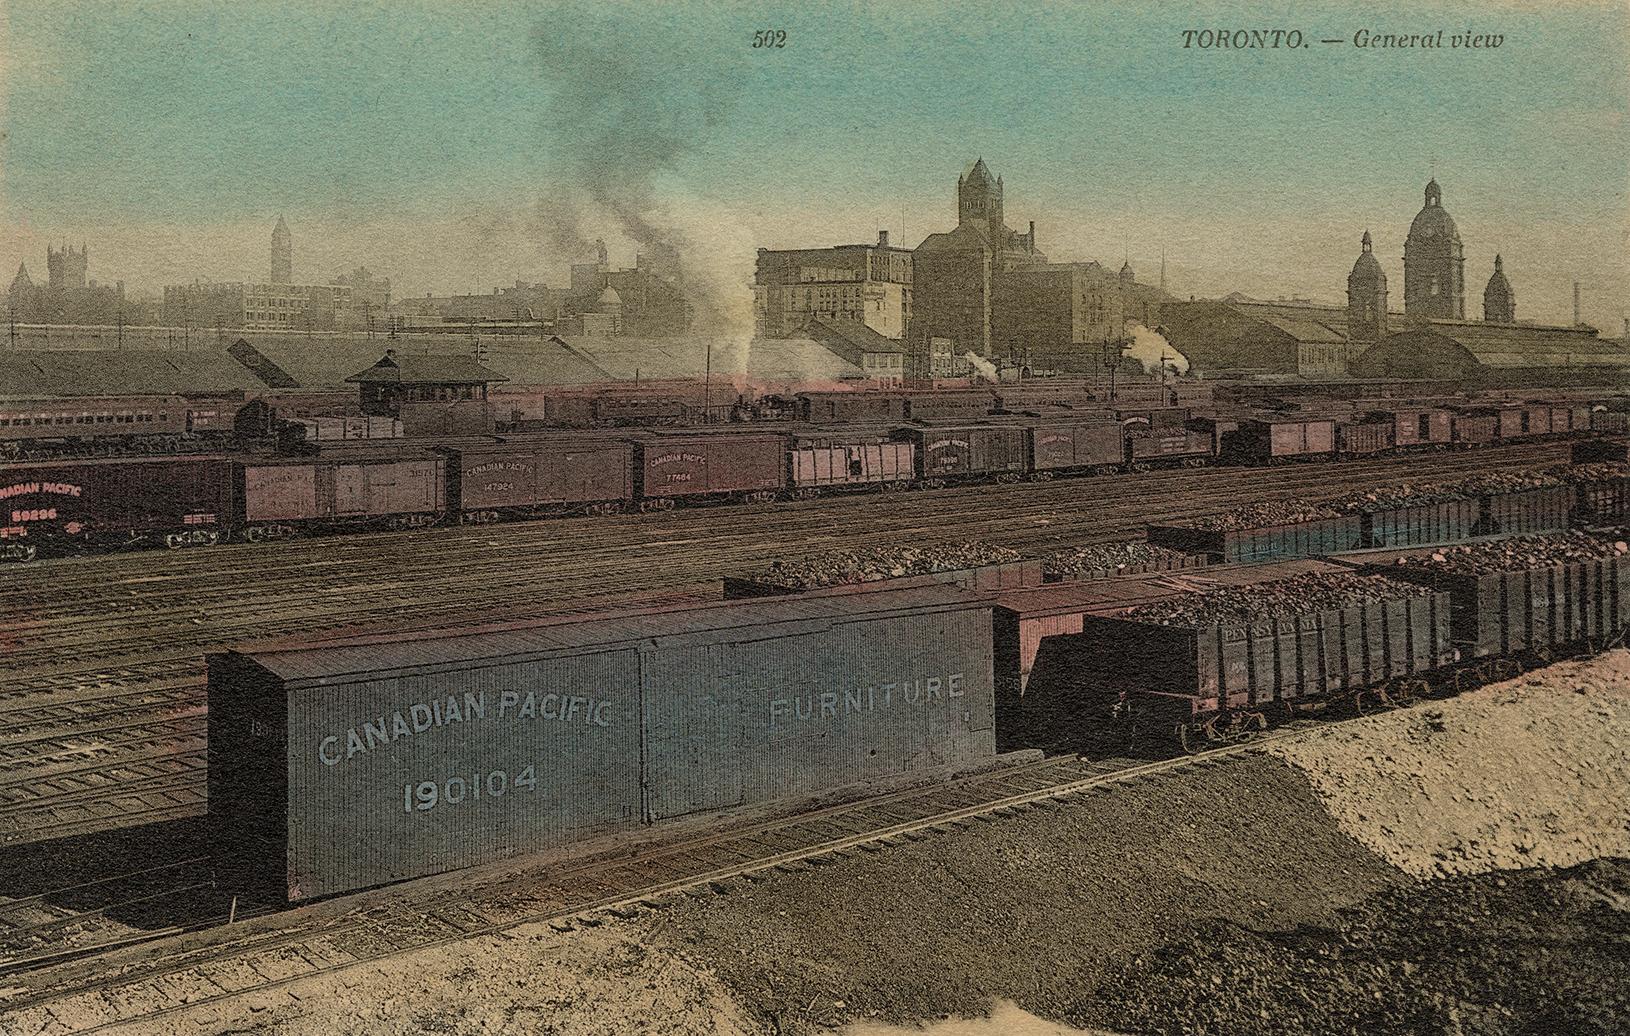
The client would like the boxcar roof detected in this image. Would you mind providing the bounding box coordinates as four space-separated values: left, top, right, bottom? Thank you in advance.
229 584 987 685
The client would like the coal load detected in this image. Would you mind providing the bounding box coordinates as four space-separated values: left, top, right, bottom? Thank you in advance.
1323 484 1473 514
1042 541 1194 578
1124 572 1433 629
755 541 1022 589
1553 462 1630 484
1390 532 1630 576
1322 470 1565 515
1444 470 1566 494
1186 501 1342 532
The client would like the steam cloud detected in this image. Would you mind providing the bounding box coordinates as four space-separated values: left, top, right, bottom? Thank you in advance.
1124 323 1190 376
530 10 752 347
963 352 999 383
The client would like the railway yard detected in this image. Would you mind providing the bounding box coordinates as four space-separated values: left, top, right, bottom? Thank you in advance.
4 430 1630 1035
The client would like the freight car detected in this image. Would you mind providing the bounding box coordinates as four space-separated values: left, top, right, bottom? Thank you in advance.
787 429 915 495
443 436 635 520
630 430 788 506
894 424 1027 485
208 584 998 901
236 448 446 541
1222 417 1336 463
0 455 235 560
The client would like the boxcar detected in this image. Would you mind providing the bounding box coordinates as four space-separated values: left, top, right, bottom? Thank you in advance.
1495 405 1553 441
1025 419 1123 473
787 429 914 493
236 449 446 532
207 584 997 901
445 436 635 517
1387 408 1453 449
634 430 788 501
1222 418 1336 463
0 455 234 556
895 424 1027 481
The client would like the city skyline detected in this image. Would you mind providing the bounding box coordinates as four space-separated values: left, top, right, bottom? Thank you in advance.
2 1 1627 329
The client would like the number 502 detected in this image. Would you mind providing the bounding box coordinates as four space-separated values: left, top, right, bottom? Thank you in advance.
752 30 787 49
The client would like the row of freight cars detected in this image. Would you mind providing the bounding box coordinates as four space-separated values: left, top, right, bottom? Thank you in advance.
5 408 1624 560
0 416 1224 558
209 518 1630 904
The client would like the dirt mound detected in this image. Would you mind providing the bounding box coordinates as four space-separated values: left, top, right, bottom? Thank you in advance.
643 757 1400 1035
1081 857 1630 1036
1268 649 1630 877
103 925 756 1036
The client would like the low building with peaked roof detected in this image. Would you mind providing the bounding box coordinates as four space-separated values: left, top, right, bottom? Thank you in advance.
1158 298 1363 377
796 318 905 383
1350 321 1630 383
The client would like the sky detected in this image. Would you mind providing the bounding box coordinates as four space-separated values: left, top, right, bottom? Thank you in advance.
2 0 1627 331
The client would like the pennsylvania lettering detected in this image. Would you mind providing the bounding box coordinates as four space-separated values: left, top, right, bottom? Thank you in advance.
316 689 614 767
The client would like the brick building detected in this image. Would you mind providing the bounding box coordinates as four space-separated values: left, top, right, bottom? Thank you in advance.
753 231 912 339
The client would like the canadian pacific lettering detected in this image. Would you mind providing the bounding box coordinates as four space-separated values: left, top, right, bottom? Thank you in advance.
315 689 615 767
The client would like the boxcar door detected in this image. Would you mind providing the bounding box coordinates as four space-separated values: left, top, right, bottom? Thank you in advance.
333 463 370 515
640 642 745 822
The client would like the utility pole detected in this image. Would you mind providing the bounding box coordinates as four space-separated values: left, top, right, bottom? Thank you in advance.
703 338 714 421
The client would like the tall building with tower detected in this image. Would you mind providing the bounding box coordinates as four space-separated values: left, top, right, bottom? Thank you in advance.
1346 230 1389 342
5 242 127 325
1403 179 1465 319
1483 255 1515 323
46 243 89 289
271 216 292 284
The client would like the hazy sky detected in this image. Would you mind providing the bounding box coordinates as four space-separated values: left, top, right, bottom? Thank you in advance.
2 0 1627 330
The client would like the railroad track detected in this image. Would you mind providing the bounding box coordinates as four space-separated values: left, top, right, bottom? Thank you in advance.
0 728 1318 1034
0 443 1574 847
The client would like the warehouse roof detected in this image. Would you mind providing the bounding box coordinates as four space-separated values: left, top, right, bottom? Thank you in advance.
227 584 985 685
0 349 270 399
1351 321 1630 378
555 335 863 384
345 352 507 385
232 336 605 391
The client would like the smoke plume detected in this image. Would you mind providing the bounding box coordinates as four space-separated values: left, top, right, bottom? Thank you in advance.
531 10 751 344
1124 323 1190 376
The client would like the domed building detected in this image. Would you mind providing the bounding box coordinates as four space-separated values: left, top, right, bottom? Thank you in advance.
1345 230 1389 341
1483 254 1515 323
1403 179 1465 319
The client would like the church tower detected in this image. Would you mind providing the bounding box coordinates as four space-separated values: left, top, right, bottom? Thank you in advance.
1483 254 1515 322
271 216 293 284
1403 179 1465 319
46 243 88 289
1346 230 1389 341
957 158 1004 248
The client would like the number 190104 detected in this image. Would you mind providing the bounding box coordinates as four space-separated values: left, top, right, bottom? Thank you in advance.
404 765 537 812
